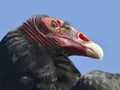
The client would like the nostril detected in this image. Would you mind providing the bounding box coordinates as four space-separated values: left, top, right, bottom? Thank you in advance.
79 33 90 42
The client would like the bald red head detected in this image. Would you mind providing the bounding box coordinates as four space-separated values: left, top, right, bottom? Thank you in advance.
21 15 103 60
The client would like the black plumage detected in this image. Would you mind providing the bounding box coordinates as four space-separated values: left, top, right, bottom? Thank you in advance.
0 30 80 90
71 70 120 90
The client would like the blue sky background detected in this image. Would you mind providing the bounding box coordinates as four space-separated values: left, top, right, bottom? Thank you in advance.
0 0 120 74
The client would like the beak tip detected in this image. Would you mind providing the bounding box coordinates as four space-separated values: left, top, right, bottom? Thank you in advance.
97 46 104 60
85 42 104 60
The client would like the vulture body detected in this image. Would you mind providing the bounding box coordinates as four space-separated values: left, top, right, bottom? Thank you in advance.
0 15 119 90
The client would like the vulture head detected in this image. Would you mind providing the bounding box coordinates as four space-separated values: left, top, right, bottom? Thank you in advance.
21 15 103 59
0 15 104 90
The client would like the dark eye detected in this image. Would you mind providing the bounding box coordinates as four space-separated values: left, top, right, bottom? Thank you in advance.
50 21 58 28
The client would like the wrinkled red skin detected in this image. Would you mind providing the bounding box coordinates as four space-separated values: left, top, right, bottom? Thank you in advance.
22 16 91 56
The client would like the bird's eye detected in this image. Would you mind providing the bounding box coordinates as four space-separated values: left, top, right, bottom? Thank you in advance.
50 21 58 29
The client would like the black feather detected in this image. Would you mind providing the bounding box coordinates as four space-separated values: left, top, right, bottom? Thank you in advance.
71 70 120 90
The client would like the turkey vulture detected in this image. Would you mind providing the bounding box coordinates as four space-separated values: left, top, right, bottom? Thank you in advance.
0 15 119 90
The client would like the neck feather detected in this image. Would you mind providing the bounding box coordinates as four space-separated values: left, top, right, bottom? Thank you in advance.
1 28 81 89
